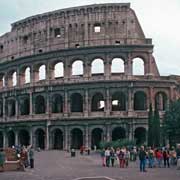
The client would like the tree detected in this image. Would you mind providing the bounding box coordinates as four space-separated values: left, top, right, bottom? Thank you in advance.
153 107 160 147
163 99 180 145
148 103 154 147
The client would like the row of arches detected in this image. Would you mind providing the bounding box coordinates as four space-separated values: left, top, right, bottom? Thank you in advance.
0 91 168 117
0 57 145 87
0 127 146 149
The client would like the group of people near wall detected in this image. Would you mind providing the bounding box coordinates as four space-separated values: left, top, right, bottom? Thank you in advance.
100 145 180 172
0 145 34 172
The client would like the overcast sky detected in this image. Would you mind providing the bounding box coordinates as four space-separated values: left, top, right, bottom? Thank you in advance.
0 0 180 76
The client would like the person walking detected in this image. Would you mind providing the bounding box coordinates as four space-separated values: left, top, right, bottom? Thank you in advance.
124 148 130 168
105 147 111 167
100 148 106 167
110 147 116 167
118 148 125 168
163 149 170 168
139 146 147 172
29 146 34 168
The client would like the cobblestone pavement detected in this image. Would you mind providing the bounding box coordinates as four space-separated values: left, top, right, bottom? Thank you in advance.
0 151 180 180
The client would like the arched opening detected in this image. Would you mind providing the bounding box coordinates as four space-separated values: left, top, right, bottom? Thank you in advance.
91 128 103 149
91 93 104 112
134 127 146 145
54 62 64 78
35 95 46 114
91 58 104 74
132 57 144 75
20 97 30 115
52 129 63 150
0 73 5 88
39 65 46 80
0 132 3 148
25 67 31 84
71 128 83 149
70 93 83 112
155 92 168 111
72 60 83 76
134 91 147 110
0 101 3 117
18 130 30 146
8 99 16 117
112 92 126 111
112 127 126 141
12 71 17 86
51 94 63 113
111 58 124 73
35 129 45 149
7 131 15 147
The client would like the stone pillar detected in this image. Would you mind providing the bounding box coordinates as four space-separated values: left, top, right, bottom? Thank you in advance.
30 65 34 85
64 60 70 82
84 16 89 46
46 121 50 150
16 69 20 87
15 99 19 118
83 59 91 79
106 124 111 142
127 53 132 76
30 129 33 146
64 126 69 150
46 93 50 115
85 125 89 148
3 97 6 121
84 89 89 117
149 87 154 110
104 56 111 80
128 86 133 112
15 131 18 146
3 133 6 148
64 90 68 117
30 92 33 115
105 88 110 116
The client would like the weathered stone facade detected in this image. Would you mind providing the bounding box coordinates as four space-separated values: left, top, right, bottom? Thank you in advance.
0 3 180 150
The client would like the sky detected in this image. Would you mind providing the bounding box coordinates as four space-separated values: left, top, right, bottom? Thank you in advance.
0 0 180 76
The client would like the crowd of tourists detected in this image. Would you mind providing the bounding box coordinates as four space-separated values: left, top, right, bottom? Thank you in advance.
0 145 34 172
100 145 180 172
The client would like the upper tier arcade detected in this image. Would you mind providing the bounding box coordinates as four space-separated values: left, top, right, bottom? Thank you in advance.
0 3 152 62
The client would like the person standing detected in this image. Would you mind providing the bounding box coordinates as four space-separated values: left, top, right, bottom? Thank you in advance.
100 148 106 167
0 149 5 172
29 146 34 168
110 147 116 167
125 148 130 168
105 147 111 167
139 146 147 172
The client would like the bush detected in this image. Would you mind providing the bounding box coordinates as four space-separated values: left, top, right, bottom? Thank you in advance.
99 139 136 149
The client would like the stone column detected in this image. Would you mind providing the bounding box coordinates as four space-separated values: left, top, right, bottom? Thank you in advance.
106 124 111 142
64 60 70 82
104 55 111 80
127 53 132 76
29 92 33 115
84 89 89 117
105 88 110 116
85 125 89 148
128 86 133 116
30 129 33 146
3 97 6 121
46 121 50 150
3 133 6 148
149 87 154 110
16 69 20 87
83 59 91 80
15 131 18 146
30 65 34 86
15 99 19 119
64 90 68 117
46 93 50 115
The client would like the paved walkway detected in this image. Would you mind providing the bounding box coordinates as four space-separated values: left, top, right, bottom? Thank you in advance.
0 150 180 180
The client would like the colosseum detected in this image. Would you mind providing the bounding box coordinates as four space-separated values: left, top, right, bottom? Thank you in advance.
0 3 179 150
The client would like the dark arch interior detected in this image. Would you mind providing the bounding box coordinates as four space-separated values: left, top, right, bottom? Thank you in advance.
52 94 63 113
0 132 3 148
8 100 16 116
134 91 147 110
0 101 3 117
91 93 104 111
20 97 30 115
134 127 146 145
35 95 46 114
18 130 30 146
112 127 126 141
52 129 63 149
91 128 103 149
71 128 83 149
112 92 126 111
8 131 15 147
35 129 45 149
71 93 83 112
